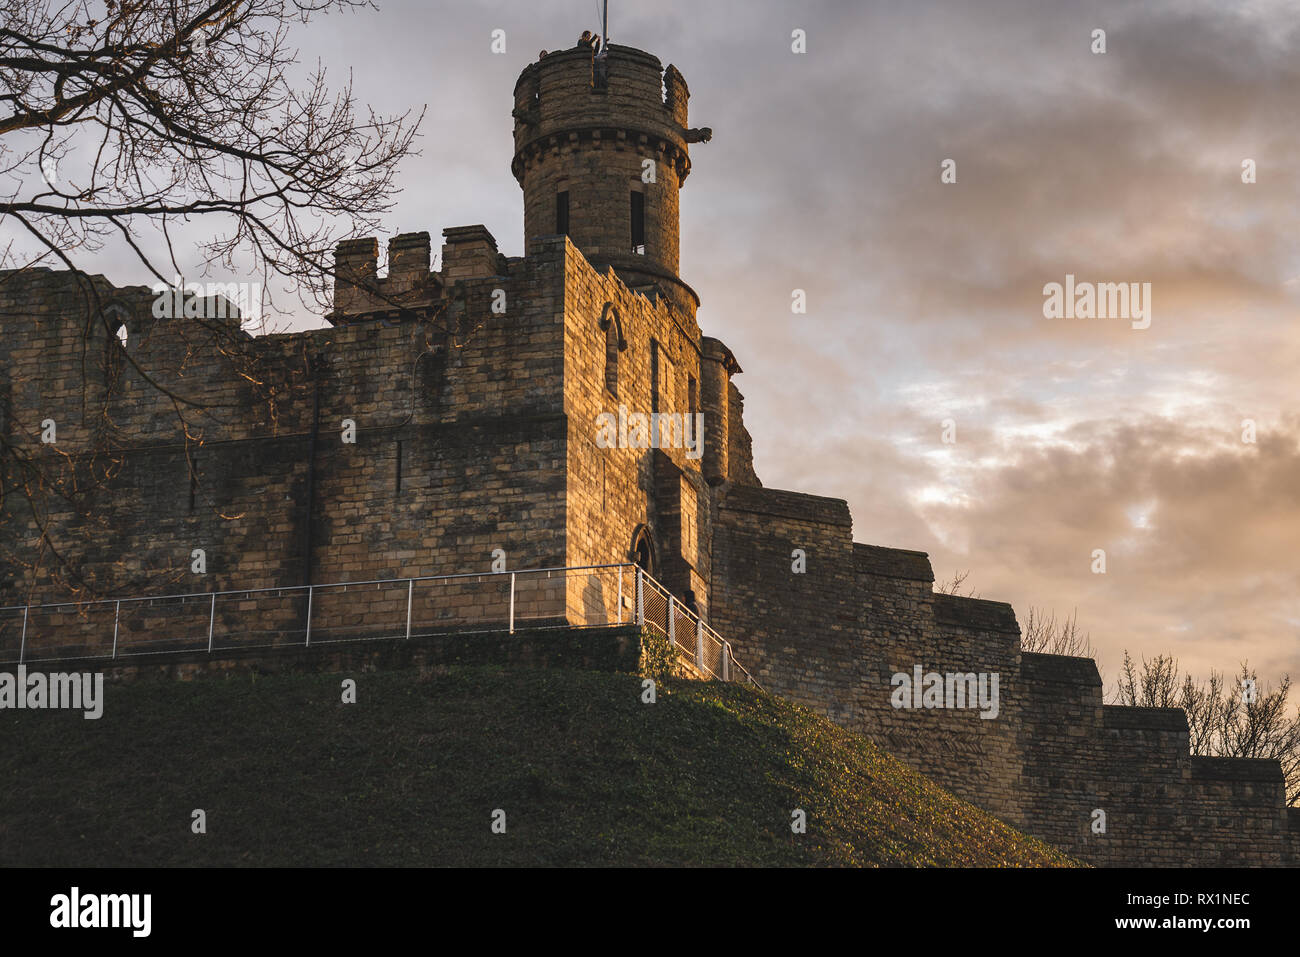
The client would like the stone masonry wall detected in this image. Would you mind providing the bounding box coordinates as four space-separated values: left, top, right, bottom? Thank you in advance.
710 485 1294 866
709 487 1025 825
1016 653 1107 857
560 235 713 616
0 246 570 621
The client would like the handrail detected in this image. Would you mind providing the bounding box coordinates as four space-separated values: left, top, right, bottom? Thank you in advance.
633 568 763 689
0 563 638 613
0 563 761 688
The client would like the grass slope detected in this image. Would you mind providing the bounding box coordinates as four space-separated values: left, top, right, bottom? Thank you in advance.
0 666 1079 867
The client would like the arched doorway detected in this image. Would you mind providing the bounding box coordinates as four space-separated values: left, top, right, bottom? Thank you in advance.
630 525 656 578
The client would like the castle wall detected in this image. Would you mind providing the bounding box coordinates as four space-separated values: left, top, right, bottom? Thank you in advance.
710 482 1295 866
708 485 857 710
725 382 760 487
1178 758 1288 867
1089 706 1191 866
0 251 571 620
1016 654 1107 857
709 487 1025 824
891 593 1024 824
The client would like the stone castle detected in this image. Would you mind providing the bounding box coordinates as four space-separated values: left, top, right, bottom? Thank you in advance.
1 39 1295 867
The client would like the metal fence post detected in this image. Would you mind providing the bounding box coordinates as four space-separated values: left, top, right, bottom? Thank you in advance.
617 566 623 624
667 595 675 648
304 585 314 647
635 569 644 627
405 579 413 640
722 640 731 682
208 593 217 653
508 572 516 634
696 621 705 670
112 600 120 659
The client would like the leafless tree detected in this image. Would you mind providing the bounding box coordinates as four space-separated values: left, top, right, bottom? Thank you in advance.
2 0 420 304
1020 605 1094 658
1114 650 1180 708
935 569 980 598
1114 653 1300 806
0 0 423 600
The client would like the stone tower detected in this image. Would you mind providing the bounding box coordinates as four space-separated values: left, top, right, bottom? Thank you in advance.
511 42 710 319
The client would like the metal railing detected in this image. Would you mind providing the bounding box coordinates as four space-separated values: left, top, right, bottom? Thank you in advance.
0 563 760 686
634 570 761 688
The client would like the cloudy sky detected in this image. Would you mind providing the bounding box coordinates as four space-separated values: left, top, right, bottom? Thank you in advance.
34 0 1300 688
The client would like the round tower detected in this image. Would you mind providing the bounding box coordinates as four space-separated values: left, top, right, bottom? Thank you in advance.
511 42 708 317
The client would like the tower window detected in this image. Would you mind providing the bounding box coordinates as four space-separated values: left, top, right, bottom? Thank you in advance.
651 339 674 414
688 375 697 415
605 320 619 396
650 339 660 413
599 302 625 399
556 191 570 235
630 191 645 254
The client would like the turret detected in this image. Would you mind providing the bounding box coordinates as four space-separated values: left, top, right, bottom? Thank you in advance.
511 41 710 317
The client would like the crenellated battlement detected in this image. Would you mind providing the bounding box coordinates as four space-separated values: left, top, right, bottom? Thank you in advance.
330 226 519 323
